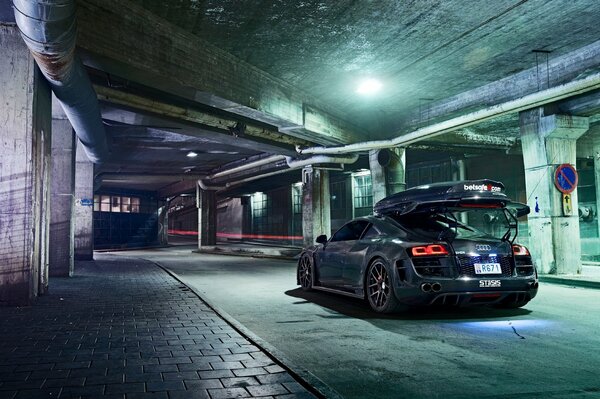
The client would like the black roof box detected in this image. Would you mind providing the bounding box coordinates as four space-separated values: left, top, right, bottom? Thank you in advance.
373 179 530 217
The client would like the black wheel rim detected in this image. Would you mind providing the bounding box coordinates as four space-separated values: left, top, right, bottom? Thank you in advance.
299 256 312 288
368 261 390 308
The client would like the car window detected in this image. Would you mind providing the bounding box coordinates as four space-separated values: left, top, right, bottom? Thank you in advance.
361 225 380 239
331 221 370 242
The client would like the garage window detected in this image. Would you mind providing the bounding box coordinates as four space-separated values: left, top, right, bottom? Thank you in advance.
94 195 141 213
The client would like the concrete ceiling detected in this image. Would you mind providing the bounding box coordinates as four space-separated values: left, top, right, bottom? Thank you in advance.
7 0 600 195
130 0 600 132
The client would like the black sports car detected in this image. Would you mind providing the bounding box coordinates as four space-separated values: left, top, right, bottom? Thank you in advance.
297 179 538 313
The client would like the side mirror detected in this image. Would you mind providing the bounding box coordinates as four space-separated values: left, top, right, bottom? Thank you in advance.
316 235 328 244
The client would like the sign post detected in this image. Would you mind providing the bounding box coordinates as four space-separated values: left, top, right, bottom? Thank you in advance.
554 164 578 217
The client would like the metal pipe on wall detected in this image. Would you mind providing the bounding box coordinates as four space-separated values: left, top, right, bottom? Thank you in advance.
208 155 286 180
198 154 360 191
13 0 109 163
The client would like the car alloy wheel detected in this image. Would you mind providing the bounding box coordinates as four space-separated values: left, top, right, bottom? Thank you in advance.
366 258 401 313
298 254 313 291
368 260 390 309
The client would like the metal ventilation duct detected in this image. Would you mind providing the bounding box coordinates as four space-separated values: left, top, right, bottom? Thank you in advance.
13 0 109 163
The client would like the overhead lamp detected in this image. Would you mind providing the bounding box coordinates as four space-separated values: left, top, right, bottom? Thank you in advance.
356 78 382 95
207 150 239 155
186 151 198 158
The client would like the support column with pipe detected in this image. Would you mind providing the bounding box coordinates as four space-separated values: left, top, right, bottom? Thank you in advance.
520 109 588 274
197 185 217 248
0 25 52 305
369 148 406 204
49 113 76 276
302 167 331 248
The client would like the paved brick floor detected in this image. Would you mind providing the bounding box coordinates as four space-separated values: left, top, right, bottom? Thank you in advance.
0 256 316 399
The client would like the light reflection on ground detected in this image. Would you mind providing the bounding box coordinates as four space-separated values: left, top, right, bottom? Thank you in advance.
455 318 553 330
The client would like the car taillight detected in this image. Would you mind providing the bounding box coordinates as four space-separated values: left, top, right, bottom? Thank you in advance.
512 245 530 256
410 244 449 257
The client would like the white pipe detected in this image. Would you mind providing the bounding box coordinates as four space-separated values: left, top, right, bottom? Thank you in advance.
198 179 226 191
297 73 600 155
199 154 359 191
209 155 286 179
285 154 359 169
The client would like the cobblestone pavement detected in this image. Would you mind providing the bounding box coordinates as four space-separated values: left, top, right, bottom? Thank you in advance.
0 256 316 399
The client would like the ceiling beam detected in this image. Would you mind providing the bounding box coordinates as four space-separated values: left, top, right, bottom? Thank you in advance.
555 89 600 116
95 85 307 146
99 103 298 156
402 40 600 130
75 0 364 146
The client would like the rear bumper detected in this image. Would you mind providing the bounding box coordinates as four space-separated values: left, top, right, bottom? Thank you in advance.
392 276 538 306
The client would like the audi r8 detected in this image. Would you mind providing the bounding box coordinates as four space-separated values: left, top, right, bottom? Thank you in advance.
297 179 538 313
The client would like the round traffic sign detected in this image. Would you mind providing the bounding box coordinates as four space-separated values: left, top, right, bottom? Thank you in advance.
554 164 578 194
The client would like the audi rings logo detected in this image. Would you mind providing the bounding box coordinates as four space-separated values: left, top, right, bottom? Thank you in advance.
475 244 492 251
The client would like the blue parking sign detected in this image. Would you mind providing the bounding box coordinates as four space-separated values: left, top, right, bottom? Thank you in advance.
554 164 578 194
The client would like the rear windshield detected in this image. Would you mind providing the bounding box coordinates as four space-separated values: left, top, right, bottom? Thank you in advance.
392 208 514 241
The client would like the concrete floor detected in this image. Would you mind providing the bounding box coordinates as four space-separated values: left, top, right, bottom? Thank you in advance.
114 246 600 399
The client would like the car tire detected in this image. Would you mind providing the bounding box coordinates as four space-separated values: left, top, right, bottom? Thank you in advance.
366 258 401 313
298 254 314 291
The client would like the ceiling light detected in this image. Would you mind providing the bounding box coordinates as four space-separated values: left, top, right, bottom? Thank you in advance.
186 151 198 158
207 150 239 155
356 78 382 95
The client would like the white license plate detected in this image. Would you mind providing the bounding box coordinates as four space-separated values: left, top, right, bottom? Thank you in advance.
474 263 502 274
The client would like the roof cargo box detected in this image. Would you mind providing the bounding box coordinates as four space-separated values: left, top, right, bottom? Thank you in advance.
373 179 529 217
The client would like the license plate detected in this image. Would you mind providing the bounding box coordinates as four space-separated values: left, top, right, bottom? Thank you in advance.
474 263 502 274
480 280 501 288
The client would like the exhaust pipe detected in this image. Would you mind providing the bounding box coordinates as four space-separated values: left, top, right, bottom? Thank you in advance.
431 282 442 293
420 283 432 293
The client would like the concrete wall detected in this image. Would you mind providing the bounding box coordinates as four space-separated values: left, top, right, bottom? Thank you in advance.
0 25 51 305
217 198 244 239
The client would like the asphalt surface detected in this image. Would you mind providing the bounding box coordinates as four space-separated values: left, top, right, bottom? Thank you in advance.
117 246 600 399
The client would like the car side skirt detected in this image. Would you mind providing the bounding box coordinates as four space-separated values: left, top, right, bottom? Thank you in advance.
312 286 364 299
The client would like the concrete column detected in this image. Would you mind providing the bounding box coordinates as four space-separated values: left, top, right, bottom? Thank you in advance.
520 109 589 274
453 159 468 224
453 159 467 181
49 118 76 276
593 137 600 237
369 148 406 204
197 186 217 247
0 25 52 305
302 167 331 248
74 141 95 260
158 199 169 246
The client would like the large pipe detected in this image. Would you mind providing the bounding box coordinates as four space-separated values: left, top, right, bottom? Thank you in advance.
199 154 359 191
13 0 109 163
297 73 600 155
285 154 358 169
208 155 286 180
